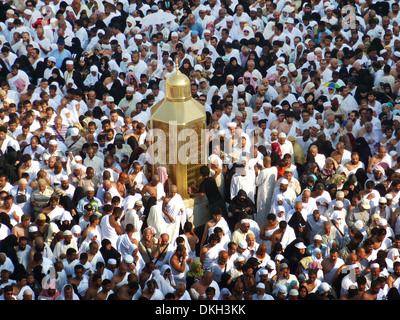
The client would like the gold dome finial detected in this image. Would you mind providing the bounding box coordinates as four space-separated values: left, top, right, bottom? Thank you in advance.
165 55 191 101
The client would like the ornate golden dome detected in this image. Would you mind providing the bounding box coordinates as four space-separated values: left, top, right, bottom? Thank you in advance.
164 58 192 101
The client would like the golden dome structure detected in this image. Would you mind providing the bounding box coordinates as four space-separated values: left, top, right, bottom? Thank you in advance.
149 57 207 222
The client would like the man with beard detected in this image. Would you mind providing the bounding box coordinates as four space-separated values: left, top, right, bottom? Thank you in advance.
27 236 55 267
119 87 140 117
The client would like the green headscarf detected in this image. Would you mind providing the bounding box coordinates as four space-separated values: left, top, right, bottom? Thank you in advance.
186 260 204 278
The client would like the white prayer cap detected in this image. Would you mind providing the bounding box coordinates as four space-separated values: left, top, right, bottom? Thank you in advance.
335 200 343 208
208 154 220 164
43 154 51 160
277 284 287 294
336 191 345 198
237 84 245 92
63 230 72 236
70 127 80 136
60 175 69 181
23 289 34 296
311 124 321 130
278 132 286 138
49 139 58 146
390 151 398 157
241 219 251 225
353 220 363 230
394 115 400 122
285 17 295 24
24 8 33 15
73 164 82 170
237 98 245 104
256 283 265 289
122 52 130 60
379 197 387 203
313 234 322 241
277 205 285 213
45 128 54 134
86 186 95 192
71 225 81 234
289 289 298 296
235 111 243 117
126 86 134 92
75 155 82 161
48 56 56 63
360 198 370 210
226 15 234 22
123 254 134 263
275 254 284 261
370 263 380 269
295 242 307 249
318 282 331 294
378 218 387 226
106 96 115 102
386 193 393 199
236 256 245 262
108 259 117 265
239 240 248 249
259 268 268 275
66 60 74 65
171 32 178 37
288 63 296 72
280 178 289 185
135 200 143 207
266 260 275 269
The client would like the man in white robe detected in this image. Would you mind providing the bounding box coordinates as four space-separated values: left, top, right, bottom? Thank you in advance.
271 179 297 209
230 159 256 203
255 156 278 226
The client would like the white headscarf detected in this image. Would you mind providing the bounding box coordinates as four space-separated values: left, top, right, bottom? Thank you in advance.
206 85 220 105
83 65 102 87
56 284 80 300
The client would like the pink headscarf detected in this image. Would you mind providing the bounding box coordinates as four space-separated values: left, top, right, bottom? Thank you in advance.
243 71 259 91
157 166 168 185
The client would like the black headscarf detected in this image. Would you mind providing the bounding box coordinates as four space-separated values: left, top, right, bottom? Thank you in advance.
355 136 371 167
0 235 20 267
100 238 121 267
68 37 83 58
141 196 157 231
48 68 65 88
228 189 256 225
210 68 225 88
288 212 310 245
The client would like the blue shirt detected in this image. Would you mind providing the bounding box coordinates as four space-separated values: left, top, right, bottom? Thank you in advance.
47 49 72 68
